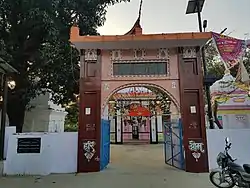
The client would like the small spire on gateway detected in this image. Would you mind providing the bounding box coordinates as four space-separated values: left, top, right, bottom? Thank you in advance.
124 0 143 35
138 0 143 24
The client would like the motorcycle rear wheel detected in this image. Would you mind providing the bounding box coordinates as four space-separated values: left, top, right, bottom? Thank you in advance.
209 170 235 188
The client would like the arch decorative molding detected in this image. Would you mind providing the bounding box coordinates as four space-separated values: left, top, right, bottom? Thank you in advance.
101 83 180 115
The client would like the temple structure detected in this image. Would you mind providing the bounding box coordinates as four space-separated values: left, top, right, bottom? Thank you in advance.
0 92 67 133
70 1 212 173
210 72 250 129
22 92 67 133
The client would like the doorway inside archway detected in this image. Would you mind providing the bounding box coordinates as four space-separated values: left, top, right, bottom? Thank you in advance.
106 86 179 145
100 85 184 170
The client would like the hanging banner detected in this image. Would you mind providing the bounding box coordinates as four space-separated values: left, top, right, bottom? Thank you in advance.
212 32 246 69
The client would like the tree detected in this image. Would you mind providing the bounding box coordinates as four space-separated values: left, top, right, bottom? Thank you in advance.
64 102 79 132
0 0 130 132
205 42 250 78
242 49 250 73
205 42 224 78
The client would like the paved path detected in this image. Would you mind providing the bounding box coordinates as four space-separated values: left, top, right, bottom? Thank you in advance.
0 144 213 188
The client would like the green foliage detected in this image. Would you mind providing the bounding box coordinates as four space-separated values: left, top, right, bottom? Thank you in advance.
243 49 250 72
205 42 226 77
64 124 78 132
0 0 130 132
205 42 250 78
65 102 79 130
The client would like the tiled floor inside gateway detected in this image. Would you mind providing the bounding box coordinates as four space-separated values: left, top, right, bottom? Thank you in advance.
0 144 213 188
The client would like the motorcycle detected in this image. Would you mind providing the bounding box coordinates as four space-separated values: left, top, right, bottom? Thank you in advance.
209 137 250 187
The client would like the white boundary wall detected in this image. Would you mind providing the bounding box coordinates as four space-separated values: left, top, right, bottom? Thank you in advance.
4 127 16 159
207 129 250 170
4 132 78 175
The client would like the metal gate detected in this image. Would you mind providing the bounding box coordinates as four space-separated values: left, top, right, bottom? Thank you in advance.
100 119 110 170
109 115 159 144
163 117 185 170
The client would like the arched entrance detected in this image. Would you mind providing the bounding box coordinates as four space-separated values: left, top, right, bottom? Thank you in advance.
105 85 178 141
102 83 180 115
101 84 184 169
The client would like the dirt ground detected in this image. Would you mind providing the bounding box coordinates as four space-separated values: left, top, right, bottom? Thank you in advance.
0 144 214 188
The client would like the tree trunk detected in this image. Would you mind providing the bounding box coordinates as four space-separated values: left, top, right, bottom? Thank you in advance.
213 100 223 129
7 93 26 133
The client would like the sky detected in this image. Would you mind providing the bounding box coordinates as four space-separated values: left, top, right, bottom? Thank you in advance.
97 0 250 39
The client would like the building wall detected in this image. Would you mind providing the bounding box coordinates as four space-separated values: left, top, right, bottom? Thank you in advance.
100 48 180 114
4 132 77 175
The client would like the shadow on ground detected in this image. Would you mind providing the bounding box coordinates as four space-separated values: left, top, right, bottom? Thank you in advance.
0 144 213 188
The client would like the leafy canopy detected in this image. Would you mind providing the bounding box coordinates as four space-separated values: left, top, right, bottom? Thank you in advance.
0 0 130 131
205 42 250 78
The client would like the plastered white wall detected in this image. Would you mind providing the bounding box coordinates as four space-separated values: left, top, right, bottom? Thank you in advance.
4 132 77 175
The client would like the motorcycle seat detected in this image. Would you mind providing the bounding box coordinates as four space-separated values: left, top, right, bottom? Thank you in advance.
239 171 250 182
243 164 250 174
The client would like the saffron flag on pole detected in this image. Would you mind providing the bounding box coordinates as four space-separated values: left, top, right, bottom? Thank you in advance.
212 32 246 69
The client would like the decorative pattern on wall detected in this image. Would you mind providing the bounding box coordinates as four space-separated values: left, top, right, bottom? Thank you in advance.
108 49 172 78
134 49 146 59
157 48 170 60
101 83 181 116
110 59 169 78
103 83 110 91
188 140 205 162
85 49 97 61
171 81 177 89
112 59 167 63
182 47 197 58
82 140 96 162
110 50 122 60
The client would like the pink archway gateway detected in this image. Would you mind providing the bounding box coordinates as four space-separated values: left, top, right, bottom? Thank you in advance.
70 3 211 173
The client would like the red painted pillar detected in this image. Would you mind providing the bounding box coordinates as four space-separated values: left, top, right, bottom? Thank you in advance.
77 49 102 173
178 47 209 173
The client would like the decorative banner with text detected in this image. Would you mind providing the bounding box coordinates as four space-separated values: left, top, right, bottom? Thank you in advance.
212 32 246 69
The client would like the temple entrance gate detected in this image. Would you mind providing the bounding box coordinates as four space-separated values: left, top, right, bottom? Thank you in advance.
103 85 183 169
70 15 211 173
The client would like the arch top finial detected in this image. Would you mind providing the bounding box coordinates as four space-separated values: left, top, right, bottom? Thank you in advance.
124 0 143 35
138 0 143 24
